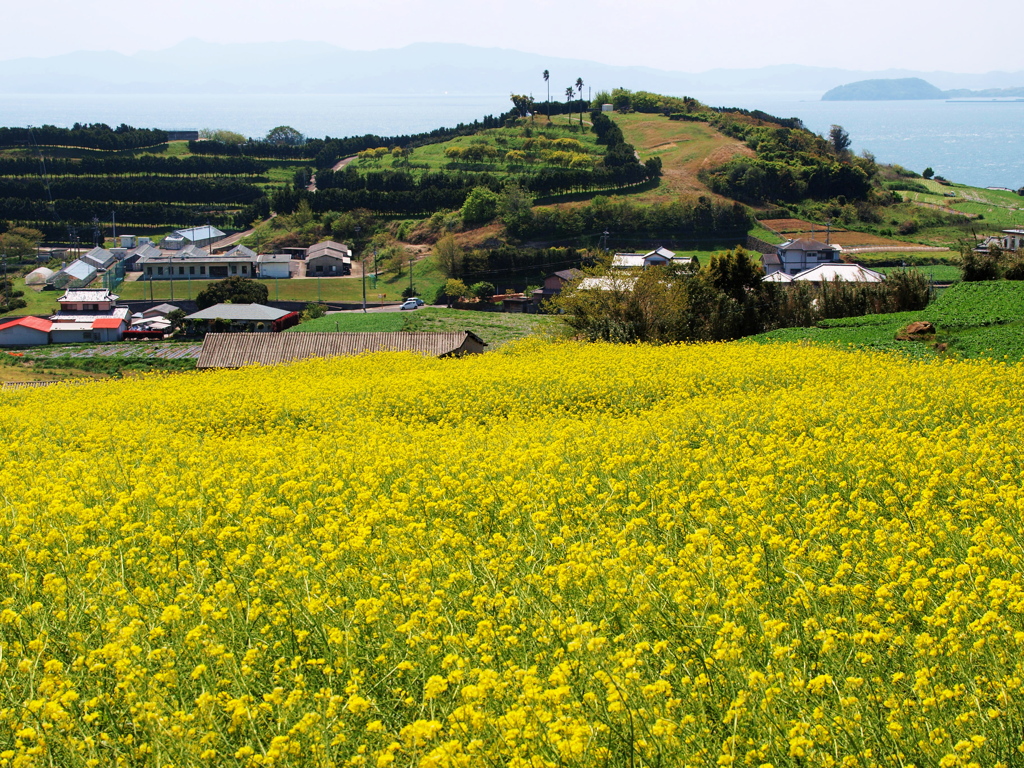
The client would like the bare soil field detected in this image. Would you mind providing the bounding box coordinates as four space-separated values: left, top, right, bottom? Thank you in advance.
760 219 925 249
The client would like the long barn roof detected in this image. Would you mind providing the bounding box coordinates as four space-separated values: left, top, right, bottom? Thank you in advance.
196 331 486 369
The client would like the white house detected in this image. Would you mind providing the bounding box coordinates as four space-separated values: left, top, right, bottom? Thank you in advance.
612 247 690 269
765 239 843 275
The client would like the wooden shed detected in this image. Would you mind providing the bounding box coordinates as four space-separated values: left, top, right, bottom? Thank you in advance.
196 331 487 369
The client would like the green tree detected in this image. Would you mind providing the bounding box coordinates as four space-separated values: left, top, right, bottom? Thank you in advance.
470 281 496 300
265 126 304 146
543 69 550 120
510 94 534 119
576 78 585 127
434 234 464 278
199 128 246 144
444 278 469 304
195 276 270 309
828 124 851 155
0 233 36 260
460 186 500 225
498 182 534 237
923 167 935 179
166 308 187 331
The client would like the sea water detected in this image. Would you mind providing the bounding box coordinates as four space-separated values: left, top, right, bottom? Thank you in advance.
1 92 1020 189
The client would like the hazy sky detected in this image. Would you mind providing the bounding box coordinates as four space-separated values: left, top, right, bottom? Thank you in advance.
2 0 1019 73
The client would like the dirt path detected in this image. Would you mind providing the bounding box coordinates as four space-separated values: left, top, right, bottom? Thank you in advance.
209 214 276 251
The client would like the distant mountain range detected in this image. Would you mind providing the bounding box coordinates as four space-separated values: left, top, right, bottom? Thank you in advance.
823 77 1024 100
0 42 1022 99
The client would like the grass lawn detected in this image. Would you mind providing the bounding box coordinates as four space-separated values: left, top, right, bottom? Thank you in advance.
114 256 446 305
289 307 567 349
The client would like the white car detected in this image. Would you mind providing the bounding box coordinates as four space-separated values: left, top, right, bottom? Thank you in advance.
400 298 425 310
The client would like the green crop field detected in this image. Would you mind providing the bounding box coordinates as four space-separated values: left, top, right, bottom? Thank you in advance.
289 307 565 348
749 281 1024 361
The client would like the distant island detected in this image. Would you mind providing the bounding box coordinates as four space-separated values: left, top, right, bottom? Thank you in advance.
822 77 1024 100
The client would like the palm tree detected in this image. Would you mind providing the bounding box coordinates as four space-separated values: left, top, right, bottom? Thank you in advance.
565 86 575 130
543 70 550 121
576 78 584 128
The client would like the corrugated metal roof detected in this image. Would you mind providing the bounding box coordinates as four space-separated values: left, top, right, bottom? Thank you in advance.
197 331 486 369
0 316 52 332
186 304 291 322
307 240 351 257
175 225 226 242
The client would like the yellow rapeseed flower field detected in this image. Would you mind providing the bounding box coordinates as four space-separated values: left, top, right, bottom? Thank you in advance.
1 339 1023 767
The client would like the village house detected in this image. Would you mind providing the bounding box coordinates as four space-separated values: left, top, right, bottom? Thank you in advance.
612 247 689 269
975 229 1024 253
764 239 843 275
49 288 131 343
0 316 53 347
531 269 579 308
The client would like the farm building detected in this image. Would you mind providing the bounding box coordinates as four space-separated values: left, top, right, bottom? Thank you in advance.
46 259 98 290
174 225 226 249
24 267 54 286
80 247 119 271
137 250 257 280
0 316 52 346
184 304 299 333
257 253 292 279
196 331 487 369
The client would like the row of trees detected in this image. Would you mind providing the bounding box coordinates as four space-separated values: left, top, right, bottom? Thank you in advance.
433 235 594 280
0 199 235 234
0 155 268 177
0 124 168 151
551 249 931 343
520 195 752 239
0 177 263 205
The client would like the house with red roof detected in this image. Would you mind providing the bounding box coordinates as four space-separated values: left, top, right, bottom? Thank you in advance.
0 316 53 347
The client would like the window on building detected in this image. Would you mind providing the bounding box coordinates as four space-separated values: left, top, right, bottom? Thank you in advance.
189 266 195 275
200 266 206 275
157 267 163 275
179 266 185 275
231 265 237 275
146 267 153 276
242 265 248 274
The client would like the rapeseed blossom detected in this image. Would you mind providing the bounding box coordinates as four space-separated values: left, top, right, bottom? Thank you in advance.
0 339 1022 766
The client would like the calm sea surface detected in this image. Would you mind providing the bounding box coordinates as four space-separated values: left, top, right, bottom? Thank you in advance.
1 92 1020 189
